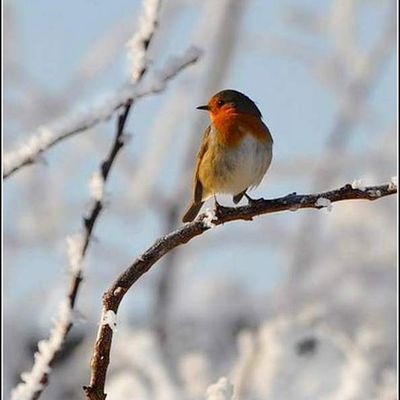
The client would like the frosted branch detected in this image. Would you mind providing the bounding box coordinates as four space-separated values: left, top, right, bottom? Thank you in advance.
7 5 190 395
89 171 105 202
127 0 161 82
101 310 118 333
83 180 396 400
351 179 366 191
10 302 73 400
67 233 85 275
3 46 202 179
389 176 397 190
9 90 132 400
8 119 126 399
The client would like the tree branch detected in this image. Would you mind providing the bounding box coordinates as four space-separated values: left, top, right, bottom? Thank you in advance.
289 2 396 283
3 46 201 179
10 2 179 397
9 114 125 400
83 180 397 400
10 102 131 400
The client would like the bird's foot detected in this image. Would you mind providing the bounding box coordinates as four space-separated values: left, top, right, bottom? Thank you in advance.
213 196 227 217
244 193 265 206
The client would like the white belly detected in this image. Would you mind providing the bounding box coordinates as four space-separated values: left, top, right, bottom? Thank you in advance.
217 134 272 195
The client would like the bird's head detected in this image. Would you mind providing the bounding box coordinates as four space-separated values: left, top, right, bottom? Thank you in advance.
197 89 262 119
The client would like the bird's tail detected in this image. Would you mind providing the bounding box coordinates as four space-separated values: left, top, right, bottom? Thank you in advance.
182 201 204 223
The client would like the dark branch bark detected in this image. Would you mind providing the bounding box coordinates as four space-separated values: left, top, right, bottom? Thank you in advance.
83 181 397 400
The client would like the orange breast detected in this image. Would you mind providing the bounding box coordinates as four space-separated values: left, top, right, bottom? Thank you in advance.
212 112 271 147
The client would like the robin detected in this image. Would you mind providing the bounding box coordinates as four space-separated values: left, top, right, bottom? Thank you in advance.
182 89 273 223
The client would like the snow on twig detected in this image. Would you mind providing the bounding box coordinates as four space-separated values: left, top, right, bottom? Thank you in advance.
315 197 333 211
127 0 161 82
102 310 118 333
3 46 202 179
83 180 397 400
10 301 73 400
388 176 397 190
66 233 85 275
89 171 105 202
9 9 201 400
10 231 86 400
351 179 366 191
202 208 217 229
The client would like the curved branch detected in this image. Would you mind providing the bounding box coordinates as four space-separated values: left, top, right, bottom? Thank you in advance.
83 181 397 400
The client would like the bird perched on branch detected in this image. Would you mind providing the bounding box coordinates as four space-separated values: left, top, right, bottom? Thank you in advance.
182 89 273 223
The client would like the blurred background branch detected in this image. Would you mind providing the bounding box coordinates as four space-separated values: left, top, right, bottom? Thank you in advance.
288 0 396 288
151 0 249 382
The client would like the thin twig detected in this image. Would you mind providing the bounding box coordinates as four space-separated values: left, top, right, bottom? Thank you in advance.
83 181 397 400
3 46 201 179
9 111 128 400
10 2 174 397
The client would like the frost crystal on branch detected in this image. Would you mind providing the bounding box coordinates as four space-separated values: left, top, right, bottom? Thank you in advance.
351 179 366 191
66 233 85 274
89 171 105 201
127 0 161 82
3 127 54 175
102 310 118 332
3 47 201 179
10 301 73 400
315 197 333 211
202 208 216 229
140 46 202 93
83 181 396 399
389 176 397 190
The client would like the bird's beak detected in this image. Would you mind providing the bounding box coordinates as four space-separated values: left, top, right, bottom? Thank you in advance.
196 105 210 111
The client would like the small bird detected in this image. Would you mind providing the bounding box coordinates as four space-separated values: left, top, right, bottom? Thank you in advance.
182 89 273 222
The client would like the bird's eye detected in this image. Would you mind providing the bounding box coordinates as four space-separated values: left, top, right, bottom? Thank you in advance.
217 99 224 106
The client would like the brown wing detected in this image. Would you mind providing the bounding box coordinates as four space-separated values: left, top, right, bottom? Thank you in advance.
262 121 273 144
192 125 211 203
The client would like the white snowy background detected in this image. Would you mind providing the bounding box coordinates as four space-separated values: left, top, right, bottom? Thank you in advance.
3 0 397 399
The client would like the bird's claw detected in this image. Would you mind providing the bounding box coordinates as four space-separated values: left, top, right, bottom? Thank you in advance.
213 198 228 217
245 193 265 206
